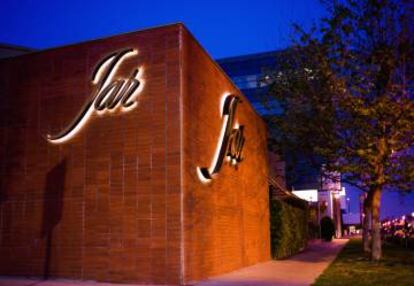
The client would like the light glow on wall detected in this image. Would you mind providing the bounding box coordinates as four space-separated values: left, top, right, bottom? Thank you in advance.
197 92 231 183
120 67 145 113
197 167 213 184
47 48 143 144
47 105 95 144
94 49 139 116
197 93 245 183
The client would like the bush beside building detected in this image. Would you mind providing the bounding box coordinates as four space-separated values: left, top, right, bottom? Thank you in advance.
270 198 308 259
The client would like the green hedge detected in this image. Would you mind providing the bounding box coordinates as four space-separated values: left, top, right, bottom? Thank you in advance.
270 198 308 259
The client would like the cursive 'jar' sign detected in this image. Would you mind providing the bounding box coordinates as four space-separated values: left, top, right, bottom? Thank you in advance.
47 48 144 144
197 94 245 182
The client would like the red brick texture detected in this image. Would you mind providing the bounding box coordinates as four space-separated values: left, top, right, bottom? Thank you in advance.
0 24 270 285
181 28 270 283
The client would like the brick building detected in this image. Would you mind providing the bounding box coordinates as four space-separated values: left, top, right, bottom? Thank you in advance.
0 24 270 285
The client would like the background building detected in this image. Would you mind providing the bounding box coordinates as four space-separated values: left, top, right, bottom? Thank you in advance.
217 50 281 115
217 51 350 237
217 51 321 191
0 43 33 59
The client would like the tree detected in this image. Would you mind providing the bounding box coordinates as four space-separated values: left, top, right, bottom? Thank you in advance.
264 0 414 260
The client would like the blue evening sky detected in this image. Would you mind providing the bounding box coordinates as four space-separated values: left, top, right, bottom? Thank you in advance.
0 0 412 218
0 0 326 58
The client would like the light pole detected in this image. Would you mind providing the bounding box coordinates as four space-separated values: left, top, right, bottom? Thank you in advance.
317 201 321 239
347 197 350 213
333 192 342 238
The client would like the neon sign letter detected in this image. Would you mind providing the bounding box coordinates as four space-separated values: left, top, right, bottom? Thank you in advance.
197 94 245 182
47 48 143 144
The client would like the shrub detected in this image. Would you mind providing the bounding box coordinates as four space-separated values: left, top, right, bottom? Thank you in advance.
320 216 335 241
270 199 308 259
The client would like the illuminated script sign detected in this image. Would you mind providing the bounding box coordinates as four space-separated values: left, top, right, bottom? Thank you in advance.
47 48 143 144
197 94 245 182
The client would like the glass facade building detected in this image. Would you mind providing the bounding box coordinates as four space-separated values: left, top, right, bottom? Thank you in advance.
218 51 348 236
217 50 320 190
217 50 282 116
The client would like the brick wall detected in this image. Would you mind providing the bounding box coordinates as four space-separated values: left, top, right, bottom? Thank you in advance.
0 25 182 285
0 24 270 285
181 28 270 283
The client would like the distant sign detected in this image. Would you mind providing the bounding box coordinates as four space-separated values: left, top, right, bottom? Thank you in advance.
321 166 341 192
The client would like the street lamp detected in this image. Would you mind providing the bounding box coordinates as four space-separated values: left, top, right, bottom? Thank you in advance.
346 197 350 213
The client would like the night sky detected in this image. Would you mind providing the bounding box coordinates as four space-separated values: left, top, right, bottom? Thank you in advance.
0 0 326 58
0 0 412 218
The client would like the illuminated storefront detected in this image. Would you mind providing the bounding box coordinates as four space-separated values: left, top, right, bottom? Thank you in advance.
0 24 270 285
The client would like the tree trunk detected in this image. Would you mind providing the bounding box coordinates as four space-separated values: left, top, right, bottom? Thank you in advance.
371 187 382 261
362 197 371 253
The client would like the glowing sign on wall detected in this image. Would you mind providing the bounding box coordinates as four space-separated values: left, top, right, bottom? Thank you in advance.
197 94 245 182
47 48 144 144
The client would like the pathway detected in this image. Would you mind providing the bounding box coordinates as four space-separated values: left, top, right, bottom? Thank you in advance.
195 239 348 286
0 239 348 286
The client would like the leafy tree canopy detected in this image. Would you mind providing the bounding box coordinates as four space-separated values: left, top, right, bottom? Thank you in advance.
265 0 414 194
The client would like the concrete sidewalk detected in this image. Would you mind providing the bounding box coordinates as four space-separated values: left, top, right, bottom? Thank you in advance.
0 239 348 286
195 239 348 286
